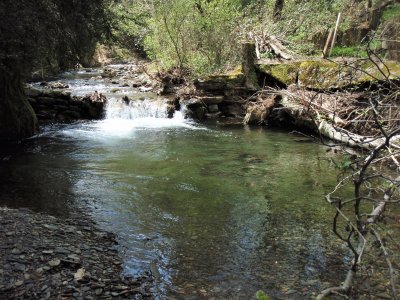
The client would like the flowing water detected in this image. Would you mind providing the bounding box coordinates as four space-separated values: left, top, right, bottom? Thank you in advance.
0 66 354 299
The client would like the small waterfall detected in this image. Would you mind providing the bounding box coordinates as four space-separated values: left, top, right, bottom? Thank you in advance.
105 98 169 120
92 97 197 133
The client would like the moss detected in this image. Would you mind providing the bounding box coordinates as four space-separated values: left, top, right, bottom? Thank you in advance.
257 63 300 85
227 65 243 78
258 59 400 89
359 60 400 82
382 3 400 22
298 60 341 89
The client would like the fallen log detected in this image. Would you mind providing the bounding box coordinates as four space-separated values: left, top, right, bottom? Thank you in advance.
278 90 400 150
265 36 293 60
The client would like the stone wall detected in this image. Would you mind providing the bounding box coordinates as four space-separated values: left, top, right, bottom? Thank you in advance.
26 88 106 123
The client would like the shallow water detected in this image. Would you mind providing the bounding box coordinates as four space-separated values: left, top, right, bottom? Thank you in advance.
0 67 354 299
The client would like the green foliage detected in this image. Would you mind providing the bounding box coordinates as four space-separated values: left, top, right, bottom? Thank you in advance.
109 0 151 54
255 290 270 300
242 0 349 55
336 156 352 171
330 46 368 58
143 0 241 75
382 3 400 22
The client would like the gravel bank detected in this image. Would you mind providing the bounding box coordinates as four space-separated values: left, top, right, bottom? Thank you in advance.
0 208 152 299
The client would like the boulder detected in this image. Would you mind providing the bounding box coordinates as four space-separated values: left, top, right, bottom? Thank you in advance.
221 104 244 117
194 72 245 92
184 98 204 110
197 96 224 105
56 110 82 122
243 107 268 125
47 81 69 89
166 104 175 118
205 112 222 119
78 92 107 119
208 104 219 113
243 96 276 125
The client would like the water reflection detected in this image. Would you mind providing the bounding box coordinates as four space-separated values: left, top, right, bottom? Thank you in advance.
0 122 350 299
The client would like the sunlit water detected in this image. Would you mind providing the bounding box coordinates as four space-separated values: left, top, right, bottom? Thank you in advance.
0 67 354 299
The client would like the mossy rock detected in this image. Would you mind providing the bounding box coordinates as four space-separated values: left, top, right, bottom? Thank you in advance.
298 60 344 89
257 59 400 89
359 60 400 82
195 71 245 91
257 62 301 85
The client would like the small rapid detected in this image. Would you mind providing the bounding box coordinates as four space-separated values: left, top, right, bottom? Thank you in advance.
32 64 202 140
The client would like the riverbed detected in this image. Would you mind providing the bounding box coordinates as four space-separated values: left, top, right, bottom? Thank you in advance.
0 65 353 299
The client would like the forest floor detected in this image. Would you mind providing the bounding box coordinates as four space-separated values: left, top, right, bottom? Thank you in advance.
0 208 153 299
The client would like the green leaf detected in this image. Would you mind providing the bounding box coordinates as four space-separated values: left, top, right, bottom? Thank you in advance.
255 290 270 300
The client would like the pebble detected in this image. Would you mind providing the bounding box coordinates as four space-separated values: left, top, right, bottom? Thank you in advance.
48 259 61 267
0 208 152 299
13 263 25 272
43 224 58 230
95 288 103 295
11 248 22 255
15 280 24 287
376 293 392 299
54 247 70 254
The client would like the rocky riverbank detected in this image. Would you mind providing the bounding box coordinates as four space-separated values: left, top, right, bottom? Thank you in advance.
0 208 152 299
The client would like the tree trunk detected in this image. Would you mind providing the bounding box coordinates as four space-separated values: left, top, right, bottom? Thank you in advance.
0 70 38 142
273 0 284 20
242 42 260 91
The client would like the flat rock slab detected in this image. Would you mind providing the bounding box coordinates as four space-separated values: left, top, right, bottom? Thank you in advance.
257 59 400 89
0 208 152 299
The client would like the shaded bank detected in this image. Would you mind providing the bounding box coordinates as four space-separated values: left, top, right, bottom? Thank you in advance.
0 71 38 142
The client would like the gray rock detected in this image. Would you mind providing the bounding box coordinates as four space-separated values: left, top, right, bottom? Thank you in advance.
95 288 103 295
48 259 61 267
55 247 70 254
208 104 219 113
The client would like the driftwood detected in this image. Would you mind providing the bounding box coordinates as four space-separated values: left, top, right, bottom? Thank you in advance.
265 35 293 60
278 88 400 150
317 175 400 300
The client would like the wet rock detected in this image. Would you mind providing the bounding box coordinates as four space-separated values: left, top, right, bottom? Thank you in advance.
139 86 153 92
207 104 219 113
47 81 69 89
56 110 82 122
197 96 224 105
221 103 244 117
243 96 276 125
205 112 222 119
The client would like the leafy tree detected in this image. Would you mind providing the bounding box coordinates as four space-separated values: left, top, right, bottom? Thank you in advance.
143 0 241 75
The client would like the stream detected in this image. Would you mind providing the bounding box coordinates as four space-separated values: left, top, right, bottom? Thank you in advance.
0 65 353 299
